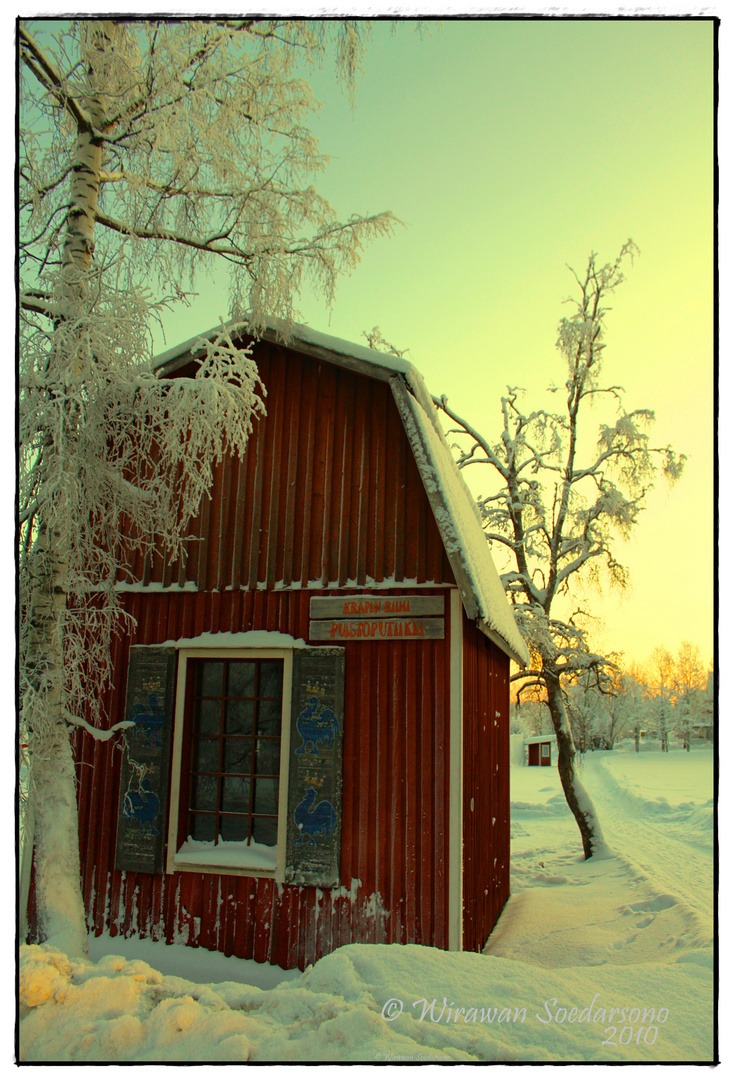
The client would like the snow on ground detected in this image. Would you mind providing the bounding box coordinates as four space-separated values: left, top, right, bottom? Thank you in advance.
503 741 714 965
19 741 715 1063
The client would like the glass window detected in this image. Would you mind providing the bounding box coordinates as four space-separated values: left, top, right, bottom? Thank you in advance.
186 657 284 849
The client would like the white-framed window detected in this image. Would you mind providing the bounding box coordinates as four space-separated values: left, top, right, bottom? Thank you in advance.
166 648 293 880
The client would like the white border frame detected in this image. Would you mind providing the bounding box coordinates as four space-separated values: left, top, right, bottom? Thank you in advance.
165 648 293 881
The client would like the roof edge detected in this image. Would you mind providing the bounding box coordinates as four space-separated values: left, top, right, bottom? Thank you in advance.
391 377 529 668
477 620 530 669
153 318 420 385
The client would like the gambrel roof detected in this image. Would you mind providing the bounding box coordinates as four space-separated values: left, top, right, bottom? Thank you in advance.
155 321 529 667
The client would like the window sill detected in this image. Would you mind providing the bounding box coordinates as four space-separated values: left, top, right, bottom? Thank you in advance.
172 838 279 877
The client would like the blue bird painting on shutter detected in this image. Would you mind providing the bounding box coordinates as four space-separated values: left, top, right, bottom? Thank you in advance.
129 692 166 748
294 787 337 844
294 695 340 755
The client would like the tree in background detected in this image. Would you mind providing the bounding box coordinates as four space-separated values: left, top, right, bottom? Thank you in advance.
565 667 625 752
438 242 685 859
510 684 552 738
19 18 395 956
565 669 604 753
649 647 674 752
672 641 707 751
617 666 648 752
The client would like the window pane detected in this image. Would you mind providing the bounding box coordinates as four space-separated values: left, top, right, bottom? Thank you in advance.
191 774 218 812
255 737 280 777
193 738 220 774
198 662 224 697
225 699 254 736
220 814 249 842
257 700 281 737
196 698 221 736
259 661 283 699
254 777 279 817
253 815 278 847
222 775 250 814
222 738 252 774
227 661 256 698
190 813 216 842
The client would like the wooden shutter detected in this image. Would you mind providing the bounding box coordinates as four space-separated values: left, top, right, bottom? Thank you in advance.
285 647 345 887
114 646 177 874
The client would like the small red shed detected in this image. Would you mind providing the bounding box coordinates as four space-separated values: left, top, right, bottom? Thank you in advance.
74 322 529 969
525 736 553 766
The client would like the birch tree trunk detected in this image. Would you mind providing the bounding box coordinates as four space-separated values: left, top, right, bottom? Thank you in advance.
25 520 89 956
24 24 111 957
544 670 607 860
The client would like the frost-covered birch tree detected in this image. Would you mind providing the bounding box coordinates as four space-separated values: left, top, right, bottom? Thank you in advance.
601 669 645 750
437 242 685 859
649 646 674 752
19 17 395 956
672 641 706 751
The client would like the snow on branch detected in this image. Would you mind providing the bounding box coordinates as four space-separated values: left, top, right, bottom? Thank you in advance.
19 26 94 132
64 712 135 741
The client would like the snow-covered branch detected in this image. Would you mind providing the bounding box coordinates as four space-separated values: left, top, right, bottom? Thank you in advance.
434 394 508 478
20 292 58 319
94 210 254 258
64 712 135 741
19 26 94 132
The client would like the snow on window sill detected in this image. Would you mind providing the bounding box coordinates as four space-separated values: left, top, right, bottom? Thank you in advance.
174 837 278 874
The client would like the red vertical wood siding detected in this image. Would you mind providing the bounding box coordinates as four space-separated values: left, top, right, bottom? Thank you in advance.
462 615 511 953
76 588 452 968
123 342 453 590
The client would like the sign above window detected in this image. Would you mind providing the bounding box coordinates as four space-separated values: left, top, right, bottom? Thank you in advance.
310 595 444 619
309 594 445 642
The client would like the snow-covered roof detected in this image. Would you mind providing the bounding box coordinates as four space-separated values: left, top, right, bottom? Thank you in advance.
154 320 529 667
155 319 440 422
155 318 412 377
391 379 529 667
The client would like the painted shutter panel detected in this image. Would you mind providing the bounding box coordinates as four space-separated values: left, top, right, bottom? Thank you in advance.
285 647 345 887
114 646 177 874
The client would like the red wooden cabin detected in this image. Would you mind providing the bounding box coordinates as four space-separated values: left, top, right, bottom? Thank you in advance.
74 322 529 969
525 736 553 766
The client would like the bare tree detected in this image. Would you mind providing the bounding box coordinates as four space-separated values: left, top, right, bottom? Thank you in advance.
19 18 396 956
437 242 685 858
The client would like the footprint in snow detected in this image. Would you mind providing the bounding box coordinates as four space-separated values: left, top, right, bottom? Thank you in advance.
628 894 678 913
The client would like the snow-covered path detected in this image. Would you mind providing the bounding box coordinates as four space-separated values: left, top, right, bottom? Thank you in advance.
580 750 714 933
498 743 713 971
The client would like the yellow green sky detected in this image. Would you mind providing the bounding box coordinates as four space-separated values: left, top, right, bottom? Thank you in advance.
153 17 715 672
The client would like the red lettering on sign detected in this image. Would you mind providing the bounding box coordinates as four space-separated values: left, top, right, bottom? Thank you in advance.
385 599 410 614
